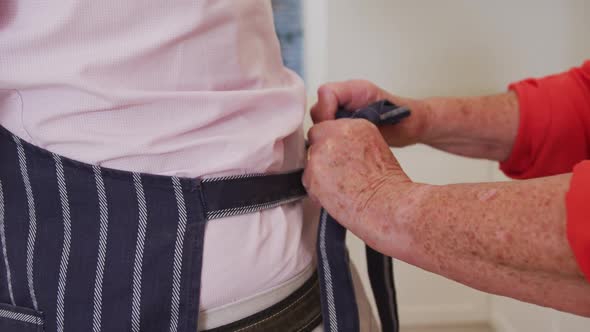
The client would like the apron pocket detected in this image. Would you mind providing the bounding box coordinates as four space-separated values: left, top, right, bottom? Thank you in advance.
0 303 44 332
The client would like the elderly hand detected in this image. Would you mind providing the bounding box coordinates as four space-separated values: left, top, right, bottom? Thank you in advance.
311 79 520 161
302 118 415 245
311 80 429 147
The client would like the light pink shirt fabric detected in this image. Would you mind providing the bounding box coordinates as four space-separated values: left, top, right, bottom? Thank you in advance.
0 0 314 311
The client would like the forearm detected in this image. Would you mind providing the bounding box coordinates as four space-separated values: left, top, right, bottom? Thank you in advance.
388 92 520 161
407 175 577 276
361 174 590 314
426 246 590 316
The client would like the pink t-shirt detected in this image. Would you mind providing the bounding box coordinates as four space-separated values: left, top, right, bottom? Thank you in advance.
0 0 314 312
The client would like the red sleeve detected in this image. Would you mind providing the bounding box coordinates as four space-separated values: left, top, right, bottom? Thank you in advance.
567 161 590 282
500 61 590 179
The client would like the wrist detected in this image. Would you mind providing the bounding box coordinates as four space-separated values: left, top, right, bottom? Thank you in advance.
416 96 454 145
410 98 437 144
380 91 433 146
360 178 434 260
415 93 520 160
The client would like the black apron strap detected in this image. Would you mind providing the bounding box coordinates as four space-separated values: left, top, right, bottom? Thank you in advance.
200 170 306 220
366 247 399 332
317 209 360 331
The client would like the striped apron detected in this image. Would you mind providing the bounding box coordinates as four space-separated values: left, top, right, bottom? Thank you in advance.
0 100 407 332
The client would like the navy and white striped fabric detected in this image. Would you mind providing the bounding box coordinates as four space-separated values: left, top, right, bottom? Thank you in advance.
0 126 206 332
317 210 359 331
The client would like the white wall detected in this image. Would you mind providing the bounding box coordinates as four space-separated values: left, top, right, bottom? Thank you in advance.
304 0 590 330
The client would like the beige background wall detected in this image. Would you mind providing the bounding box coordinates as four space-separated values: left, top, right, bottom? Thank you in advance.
303 0 590 330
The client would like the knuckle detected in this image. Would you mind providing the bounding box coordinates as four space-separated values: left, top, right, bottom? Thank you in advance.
367 121 379 131
318 121 336 135
308 123 326 142
317 84 337 100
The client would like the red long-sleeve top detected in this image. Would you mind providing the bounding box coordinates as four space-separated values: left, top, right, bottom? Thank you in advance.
501 60 590 281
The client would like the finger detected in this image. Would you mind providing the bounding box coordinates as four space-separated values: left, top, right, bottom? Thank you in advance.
324 81 361 107
311 85 339 123
311 80 384 123
311 82 368 123
326 80 385 110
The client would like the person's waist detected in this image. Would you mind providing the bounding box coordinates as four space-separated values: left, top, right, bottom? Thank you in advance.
199 264 317 330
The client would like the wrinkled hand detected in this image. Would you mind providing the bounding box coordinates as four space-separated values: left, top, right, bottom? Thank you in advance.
303 118 413 238
310 80 429 147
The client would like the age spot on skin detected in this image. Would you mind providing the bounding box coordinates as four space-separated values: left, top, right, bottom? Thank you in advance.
495 230 510 243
